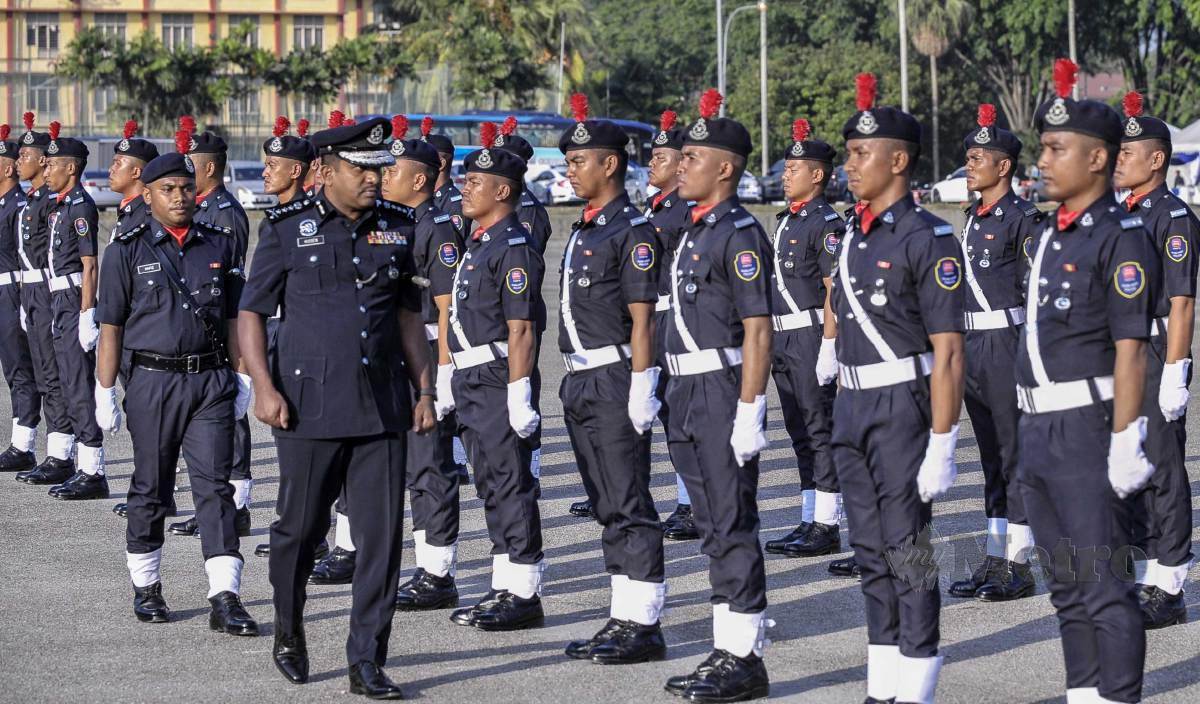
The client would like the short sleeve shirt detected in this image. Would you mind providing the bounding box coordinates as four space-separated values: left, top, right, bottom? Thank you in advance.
770 195 843 314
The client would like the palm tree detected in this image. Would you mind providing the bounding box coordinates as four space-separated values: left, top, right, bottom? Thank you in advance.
908 0 974 180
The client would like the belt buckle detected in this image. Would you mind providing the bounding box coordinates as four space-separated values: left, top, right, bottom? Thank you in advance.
185 354 201 374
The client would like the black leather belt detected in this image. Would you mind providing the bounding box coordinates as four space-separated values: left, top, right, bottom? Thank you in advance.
132 350 227 373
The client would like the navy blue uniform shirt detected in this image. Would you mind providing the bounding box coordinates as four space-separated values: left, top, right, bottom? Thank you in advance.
518 191 553 255
771 195 843 314
109 196 150 243
645 190 693 299
46 185 98 276
412 198 463 325
18 185 52 269
1124 183 1200 319
962 192 1042 313
0 184 27 273
195 185 250 259
434 184 470 236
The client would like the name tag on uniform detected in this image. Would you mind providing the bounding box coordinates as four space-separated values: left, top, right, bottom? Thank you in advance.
136 263 161 274
297 235 325 247
367 232 408 245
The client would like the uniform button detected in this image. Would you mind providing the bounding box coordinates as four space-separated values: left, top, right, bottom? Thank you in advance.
293 369 301 376
361 330 368 339
1038 277 1048 286
352 233 358 240
353 256 361 264
182 303 190 310
361 357 369 365
359 305 367 313
356 282 363 289
309 255 318 262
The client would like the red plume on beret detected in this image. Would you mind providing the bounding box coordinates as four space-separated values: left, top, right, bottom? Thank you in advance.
179 115 196 135
1122 91 1144 119
500 116 518 137
48 121 61 141
329 110 345 129
855 73 877 112
1053 58 1077 99
479 121 498 150
698 89 723 120
296 119 310 138
174 130 190 155
570 93 589 123
792 119 811 143
659 110 677 132
343 117 356 126
977 104 997 128
421 116 433 139
392 114 409 140
123 120 138 139
273 116 291 138
0 125 9 141
22 112 34 131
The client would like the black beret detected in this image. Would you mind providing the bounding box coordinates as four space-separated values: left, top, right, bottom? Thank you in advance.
391 138 442 170
963 104 1021 160
426 133 454 155
559 94 629 155
20 130 49 150
188 131 228 155
1035 59 1122 145
142 153 196 184
465 123 526 186
1120 92 1172 145
497 133 534 162
0 134 19 159
842 73 921 145
263 134 316 163
311 116 394 167
683 90 752 158
651 110 685 151
116 138 159 163
47 136 88 160
786 119 835 163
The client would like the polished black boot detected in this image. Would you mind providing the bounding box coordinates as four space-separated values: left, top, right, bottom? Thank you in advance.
112 502 128 518
666 650 724 695
975 560 1036 602
0 446 35 472
764 523 809 555
234 506 251 536
680 649 769 702
168 516 199 536
569 499 595 519
663 504 701 541
48 471 110 500
348 661 404 700
273 628 309 684
395 569 459 611
782 522 840 557
16 456 73 485
948 555 1003 598
309 546 356 585
589 620 667 664
208 591 259 636
1141 586 1187 629
133 582 171 623
565 618 626 660
449 589 504 627
466 591 544 631
827 555 860 579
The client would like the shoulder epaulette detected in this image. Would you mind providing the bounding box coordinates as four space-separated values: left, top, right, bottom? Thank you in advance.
195 220 232 236
113 222 148 243
265 198 311 223
520 199 534 207
686 200 697 207
449 194 462 202
507 236 527 246
71 196 84 205
824 211 840 222
734 216 757 229
217 201 232 209
1120 216 1144 230
1170 208 1189 219
1023 204 1040 217
630 215 648 226
433 213 451 224
932 225 954 236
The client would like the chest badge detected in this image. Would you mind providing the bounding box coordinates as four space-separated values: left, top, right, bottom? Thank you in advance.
299 219 319 236
1054 294 1071 311
367 232 407 245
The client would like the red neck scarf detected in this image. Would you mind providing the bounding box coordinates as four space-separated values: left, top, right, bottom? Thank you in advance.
691 204 715 224
1124 191 1148 212
163 225 189 247
789 200 809 214
583 206 603 224
1056 206 1083 231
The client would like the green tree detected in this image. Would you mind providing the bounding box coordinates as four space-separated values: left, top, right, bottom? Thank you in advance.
908 0 974 180
329 34 412 116
264 47 347 120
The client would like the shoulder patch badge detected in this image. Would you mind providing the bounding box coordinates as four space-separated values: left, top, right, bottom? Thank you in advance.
1166 235 1188 263
74 218 90 236
439 242 460 267
935 256 961 290
1114 261 1145 298
1022 236 1034 260
522 221 532 233
631 242 655 271
506 267 528 294
823 232 841 255
450 214 463 231
734 250 761 281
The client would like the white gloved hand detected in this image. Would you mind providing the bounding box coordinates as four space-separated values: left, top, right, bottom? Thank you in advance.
628 366 662 433
917 424 959 502
506 377 540 438
234 372 252 420
1108 416 1155 498
435 364 456 420
1158 359 1190 422
729 395 769 467
78 307 100 351
19 305 27 332
94 383 123 433
815 336 839 386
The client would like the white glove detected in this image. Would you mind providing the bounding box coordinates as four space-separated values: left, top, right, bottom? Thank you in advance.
506 377 540 438
1108 416 1155 498
1158 359 1190 422
435 364 456 420
729 395 769 467
78 307 99 351
917 424 959 502
94 383 123 433
815 336 838 386
19 305 27 332
628 366 662 433
234 372 252 420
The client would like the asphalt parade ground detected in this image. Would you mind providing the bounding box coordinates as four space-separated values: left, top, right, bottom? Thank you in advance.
0 206 1196 703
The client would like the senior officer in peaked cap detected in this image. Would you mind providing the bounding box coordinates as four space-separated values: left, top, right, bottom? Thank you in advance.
239 116 435 698
445 124 548 632
946 104 1041 603
832 73 965 704
763 118 846 561
660 89 773 703
1114 91 1198 631
496 115 554 255
554 95 668 664
1020 59 1158 704
95 142 257 634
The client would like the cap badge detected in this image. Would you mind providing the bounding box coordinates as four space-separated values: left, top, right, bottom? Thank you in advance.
118 138 130 152
494 134 506 147
688 119 709 141
269 137 283 153
1124 117 1143 138
856 111 879 135
184 156 195 174
188 136 198 152
790 141 805 157
391 140 406 156
1044 98 1069 126
47 141 59 155
654 131 669 145
367 124 385 145
22 132 33 145
974 127 991 144
476 149 494 169
571 122 591 145
0 143 6 155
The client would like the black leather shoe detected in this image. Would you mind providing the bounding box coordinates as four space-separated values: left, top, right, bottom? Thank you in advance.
976 560 1036 602
0 445 35 472
565 618 627 659
16 456 73 485
168 516 199 536
208 591 259 636
1136 582 1155 604
679 649 769 702
765 523 809 554
828 556 861 579
466 591 544 631
1142 586 1187 629
255 543 270 557
234 506 251 536
589 620 667 664
663 504 701 541
569 499 595 519
273 629 309 684
309 546 356 585
948 555 1003 598
113 502 128 518
666 650 724 695
395 569 459 611
782 522 840 557
349 661 405 700
48 471 110 500
133 582 170 623
456 463 470 486
864 698 896 703
259 538 331 559
450 589 504 626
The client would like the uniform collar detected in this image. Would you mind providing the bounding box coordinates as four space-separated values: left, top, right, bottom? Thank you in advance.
861 195 915 235
120 193 142 211
973 191 1013 218
580 193 631 228
412 197 436 223
781 194 827 218
651 189 678 212
312 191 376 232
1124 182 1169 213
148 218 203 248
0 183 21 204
55 184 83 203
196 184 228 206
692 196 740 227
1056 195 1111 233
471 211 523 246
436 184 459 200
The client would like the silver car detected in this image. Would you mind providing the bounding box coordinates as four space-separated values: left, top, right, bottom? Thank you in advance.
82 170 122 211
227 161 277 210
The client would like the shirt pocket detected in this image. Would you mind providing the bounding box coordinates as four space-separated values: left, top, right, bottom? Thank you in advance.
290 247 338 295
680 257 713 304
572 257 611 300
1040 269 1090 322
278 355 326 421
133 274 169 311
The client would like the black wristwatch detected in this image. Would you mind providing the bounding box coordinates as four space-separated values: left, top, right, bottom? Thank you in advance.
419 388 437 398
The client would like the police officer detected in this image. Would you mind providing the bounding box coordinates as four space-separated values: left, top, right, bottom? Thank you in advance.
170 128 254 538
40 125 108 500
13 113 77 485
763 118 845 560
1114 91 1197 630
240 117 434 696
95 143 257 635
661 89 772 702
381 115 465 610
445 124 548 632
1020 59 1154 704
495 116 554 254
946 104 1040 602
833 73 965 704
0 124 41 475
553 97 668 664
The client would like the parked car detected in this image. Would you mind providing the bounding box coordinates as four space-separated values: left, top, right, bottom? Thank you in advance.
760 159 786 202
227 161 276 210
539 165 582 205
81 170 122 210
625 163 649 206
827 166 850 204
450 161 466 191
738 171 762 203
928 166 1020 203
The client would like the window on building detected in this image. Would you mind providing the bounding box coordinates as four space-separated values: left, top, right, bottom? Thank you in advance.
293 16 324 51
292 94 325 125
229 91 260 125
25 13 60 59
94 14 127 41
93 87 119 126
30 76 59 115
161 13 194 50
228 14 259 48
